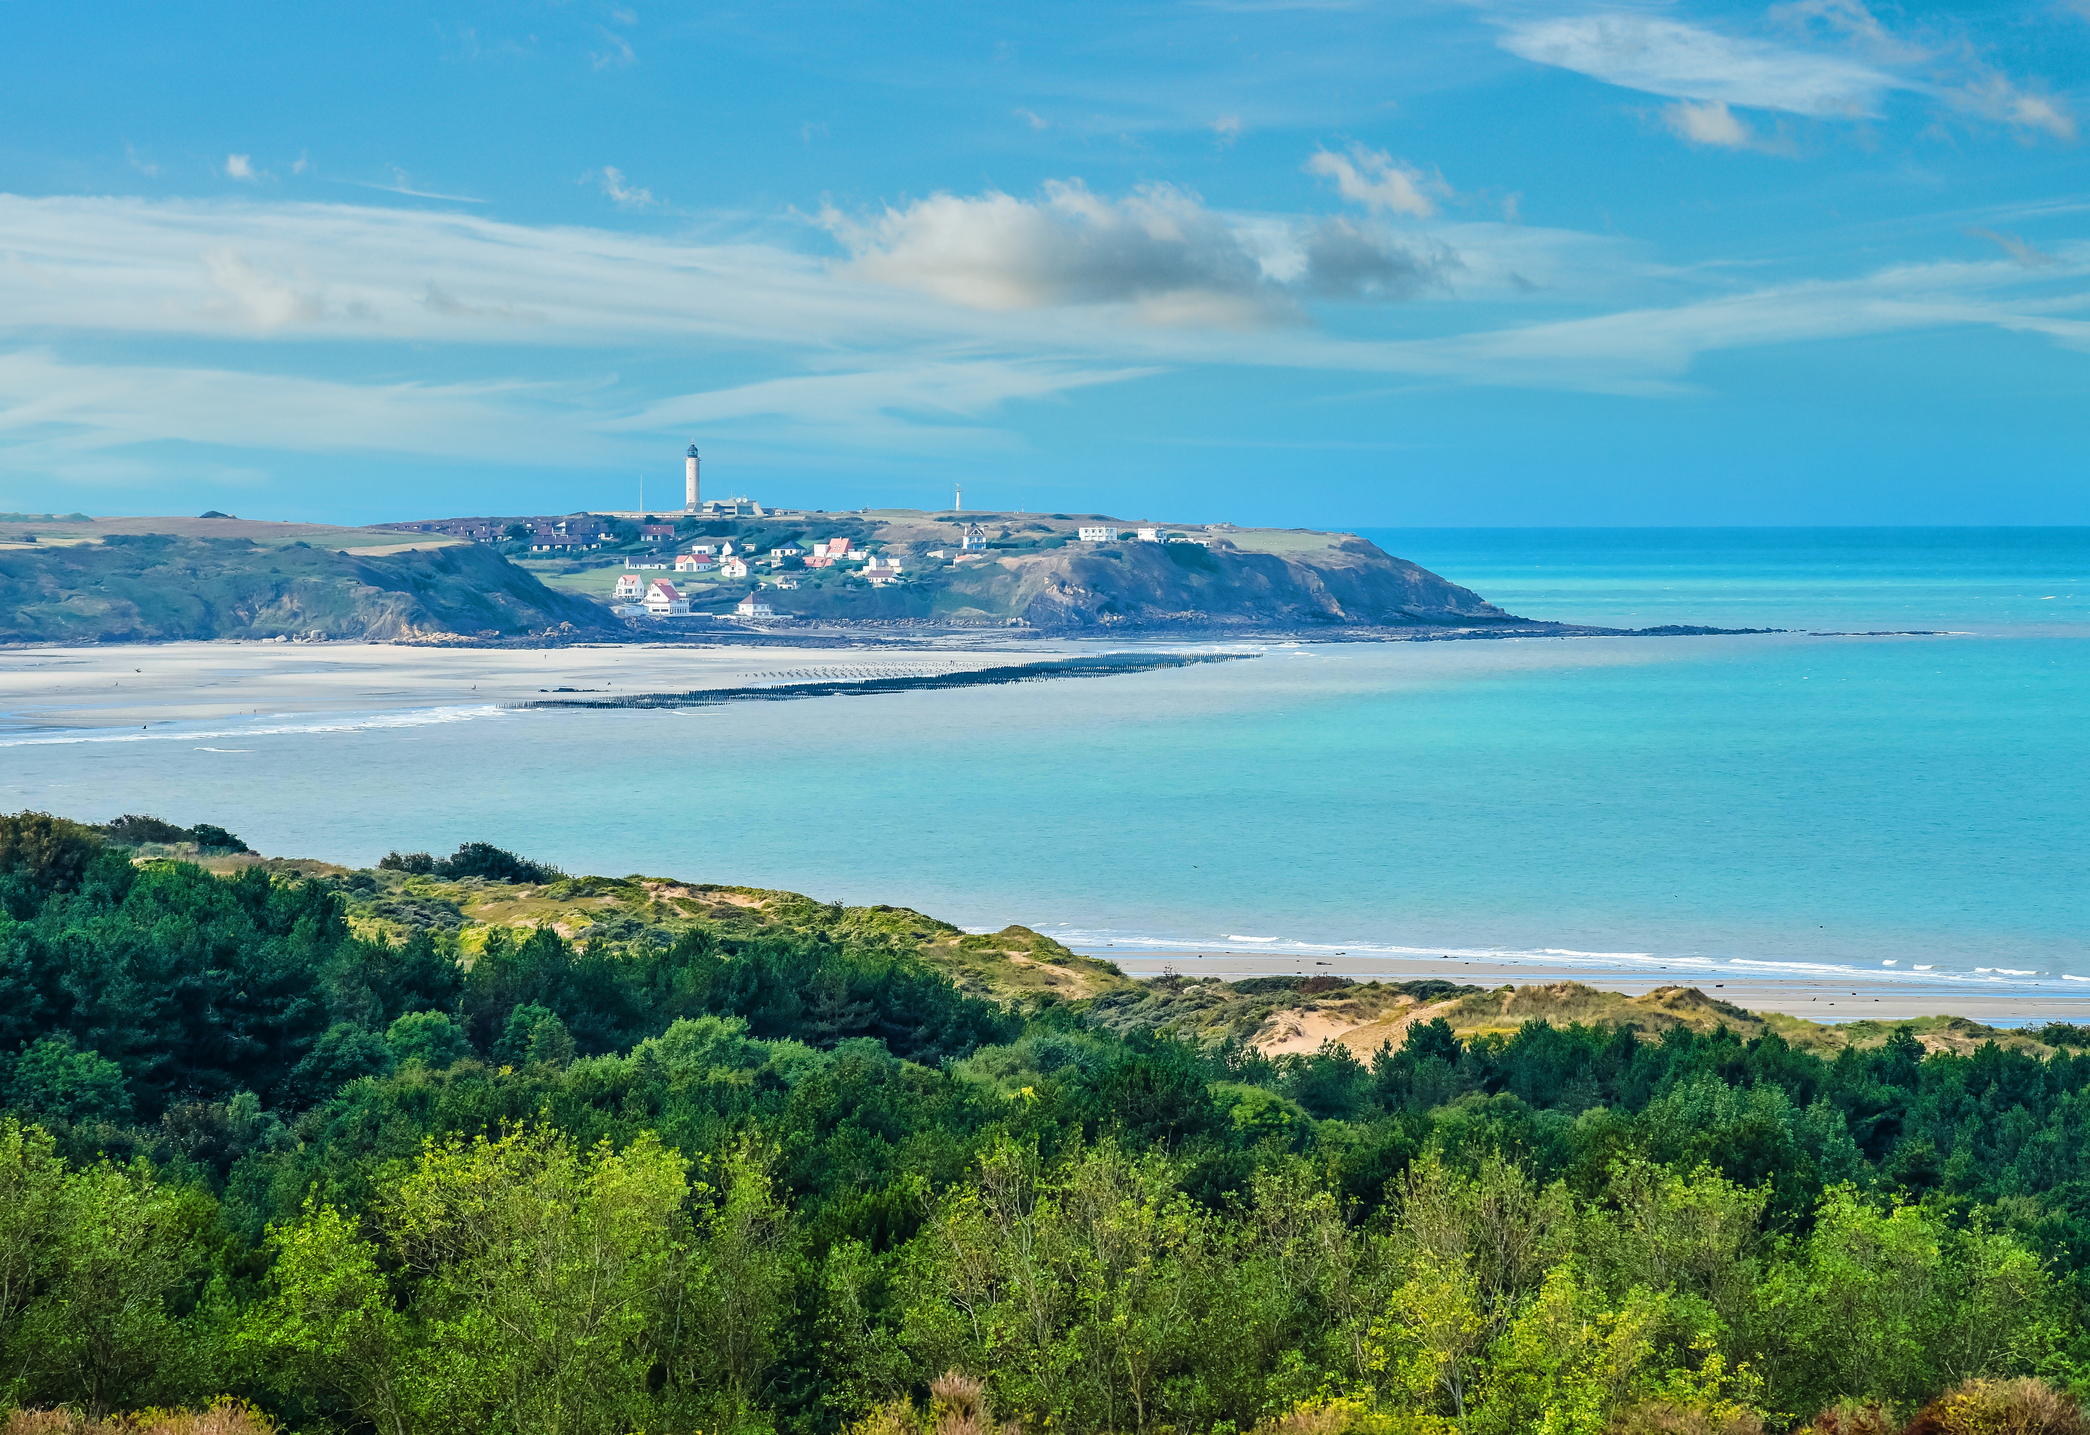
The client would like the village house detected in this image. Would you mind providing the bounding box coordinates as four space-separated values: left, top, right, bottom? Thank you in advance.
769 545 803 559
765 575 800 590
643 579 691 616
1137 527 1161 542
735 592 774 617
673 552 712 573
721 556 750 578
614 574 643 600
961 523 990 552
1077 526 1113 542
639 523 676 543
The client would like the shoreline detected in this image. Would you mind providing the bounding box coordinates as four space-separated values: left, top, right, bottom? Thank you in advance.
1088 947 2090 1024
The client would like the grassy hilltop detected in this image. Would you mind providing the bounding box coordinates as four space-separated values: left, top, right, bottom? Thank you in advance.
0 518 617 642
10 813 2090 1435
529 507 1526 632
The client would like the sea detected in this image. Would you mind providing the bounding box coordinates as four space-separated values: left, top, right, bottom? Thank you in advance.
3 528 2086 1003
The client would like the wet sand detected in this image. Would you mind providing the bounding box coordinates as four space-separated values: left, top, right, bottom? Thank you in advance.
0 639 1073 735
1096 948 2090 1025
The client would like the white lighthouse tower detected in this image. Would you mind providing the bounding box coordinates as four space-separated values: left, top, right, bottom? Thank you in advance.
684 443 700 513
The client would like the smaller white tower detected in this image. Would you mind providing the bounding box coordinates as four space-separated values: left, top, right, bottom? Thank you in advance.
685 444 701 513
954 483 962 513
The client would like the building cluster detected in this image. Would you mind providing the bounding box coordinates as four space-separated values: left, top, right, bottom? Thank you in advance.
1077 525 1207 546
607 522 933 620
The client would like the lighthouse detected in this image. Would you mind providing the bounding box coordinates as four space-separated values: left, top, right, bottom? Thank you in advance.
684 444 700 513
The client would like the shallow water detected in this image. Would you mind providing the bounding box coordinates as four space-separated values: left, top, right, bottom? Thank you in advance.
3 528 2085 990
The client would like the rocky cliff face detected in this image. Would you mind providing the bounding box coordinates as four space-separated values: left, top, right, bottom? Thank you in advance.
0 535 619 643
941 534 1516 631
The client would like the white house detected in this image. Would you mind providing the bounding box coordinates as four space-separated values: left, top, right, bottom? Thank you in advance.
643 580 691 616
721 556 750 578
674 553 713 573
1137 527 1160 542
961 523 990 552
769 545 803 559
691 544 715 556
1077 526 1113 542
735 592 774 617
614 574 643 600
766 575 801 590
720 541 736 557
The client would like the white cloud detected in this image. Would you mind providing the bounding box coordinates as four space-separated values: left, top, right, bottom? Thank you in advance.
1304 144 1441 217
593 165 658 209
125 144 159 178
1664 99 1753 148
821 181 1290 324
1213 114 1244 144
225 154 258 181
1954 72 2077 140
1499 14 1893 117
1014 108 1050 131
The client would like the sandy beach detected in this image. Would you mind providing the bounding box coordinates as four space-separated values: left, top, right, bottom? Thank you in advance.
1096 948 2090 1024
0 638 1081 735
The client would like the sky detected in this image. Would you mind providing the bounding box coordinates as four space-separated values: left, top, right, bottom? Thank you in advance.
2 0 2087 527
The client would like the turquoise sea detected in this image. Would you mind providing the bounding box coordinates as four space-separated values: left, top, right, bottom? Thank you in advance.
3 528 2086 995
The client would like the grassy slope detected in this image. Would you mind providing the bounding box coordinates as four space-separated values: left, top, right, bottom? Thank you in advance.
0 534 619 642
202 853 2052 1060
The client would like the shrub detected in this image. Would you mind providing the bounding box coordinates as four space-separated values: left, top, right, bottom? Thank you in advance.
1903 1378 2088 1435
0 812 103 892
2 1399 276 1433
1809 1401 1897 1434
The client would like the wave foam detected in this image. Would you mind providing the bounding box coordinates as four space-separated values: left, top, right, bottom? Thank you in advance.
0 704 511 748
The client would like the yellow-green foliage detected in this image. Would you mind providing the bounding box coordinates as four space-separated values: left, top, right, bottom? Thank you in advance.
2 1401 277 1434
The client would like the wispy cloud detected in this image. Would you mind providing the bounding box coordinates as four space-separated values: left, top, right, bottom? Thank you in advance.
1952 70 2077 140
1213 114 1244 145
591 165 658 209
591 27 636 69
336 170 485 203
224 154 259 181
1305 144 1442 218
1967 227 2057 266
1498 14 1893 117
1014 108 1050 131
125 143 160 178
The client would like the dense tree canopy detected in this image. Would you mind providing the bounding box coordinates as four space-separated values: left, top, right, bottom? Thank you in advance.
5 823 2090 1433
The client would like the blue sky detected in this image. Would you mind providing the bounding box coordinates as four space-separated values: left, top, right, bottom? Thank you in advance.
2 0 2087 526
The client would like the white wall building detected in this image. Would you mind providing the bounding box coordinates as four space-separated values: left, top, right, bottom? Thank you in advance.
1078 526 1113 542
614 574 643 599
643 580 691 616
1137 527 1160 542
